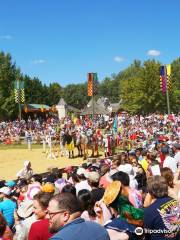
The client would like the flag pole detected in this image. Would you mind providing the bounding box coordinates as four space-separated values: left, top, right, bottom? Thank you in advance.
92 78 94 118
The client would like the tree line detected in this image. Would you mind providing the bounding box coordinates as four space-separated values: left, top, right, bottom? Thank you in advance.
0 51 179 119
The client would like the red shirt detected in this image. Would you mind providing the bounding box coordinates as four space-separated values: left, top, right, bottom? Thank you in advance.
28 218 53 240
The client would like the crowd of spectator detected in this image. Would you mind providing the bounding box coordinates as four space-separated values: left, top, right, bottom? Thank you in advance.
0 112 180 239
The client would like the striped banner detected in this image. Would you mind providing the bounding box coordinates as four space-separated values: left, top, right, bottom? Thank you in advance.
160 66 167 95
87 73 93 96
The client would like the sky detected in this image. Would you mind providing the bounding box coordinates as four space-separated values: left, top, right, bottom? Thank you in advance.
0 0 180 87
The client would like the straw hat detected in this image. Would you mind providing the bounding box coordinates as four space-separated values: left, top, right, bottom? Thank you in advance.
17 200 33 218
103 181 121 206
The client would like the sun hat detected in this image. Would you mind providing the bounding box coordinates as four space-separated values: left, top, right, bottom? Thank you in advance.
118 164 134 176
103 181 121 206
0 186 11 196
17 200 33 218
87 171 100 183
41 183 55 193
5 180 16 188
26 183 41 200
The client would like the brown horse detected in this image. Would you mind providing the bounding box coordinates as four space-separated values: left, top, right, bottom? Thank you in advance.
76 132 99 160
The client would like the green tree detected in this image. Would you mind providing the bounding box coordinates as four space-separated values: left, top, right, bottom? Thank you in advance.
0 52 18 119
138 60 167 114
62 83 89 109
24 76 45 104
171 58 180 112
99 75 120 103
119 60 142 113
46 82 62 106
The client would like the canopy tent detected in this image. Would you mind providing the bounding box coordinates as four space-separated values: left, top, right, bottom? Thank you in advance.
22 104 51 113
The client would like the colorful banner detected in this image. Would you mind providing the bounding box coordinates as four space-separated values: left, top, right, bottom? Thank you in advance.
160 66 167 95
87 73 93 96
166 64 172 92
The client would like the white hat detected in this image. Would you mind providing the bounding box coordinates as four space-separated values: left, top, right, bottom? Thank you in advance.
26 183 41 200
118 164 134 176
77 168 86 176
0 186 11 196
87 171 100 183
17 200 33 218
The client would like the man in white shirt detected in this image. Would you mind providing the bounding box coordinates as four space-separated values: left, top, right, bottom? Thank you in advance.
162 147 177 174
75 168 91 195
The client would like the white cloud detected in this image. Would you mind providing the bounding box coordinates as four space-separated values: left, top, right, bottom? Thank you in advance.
0 35 12 40
114 56 124 62
147 49 161 57
32 59 46 64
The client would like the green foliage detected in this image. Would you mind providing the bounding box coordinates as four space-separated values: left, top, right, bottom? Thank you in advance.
120 59 180 114
0 51 179 120
46 82 62 106
99 76 120 103
62 83 89 109
171 58 180 112
0 52 18 119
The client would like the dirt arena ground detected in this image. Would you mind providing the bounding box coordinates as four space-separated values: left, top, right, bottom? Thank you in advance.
0 147 84 180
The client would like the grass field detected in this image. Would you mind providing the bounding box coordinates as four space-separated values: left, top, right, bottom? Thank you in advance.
0 145 84 180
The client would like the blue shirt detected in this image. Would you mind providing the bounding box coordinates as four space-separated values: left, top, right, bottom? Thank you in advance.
50 218 110 240
0 199 17 227
144 197 179 240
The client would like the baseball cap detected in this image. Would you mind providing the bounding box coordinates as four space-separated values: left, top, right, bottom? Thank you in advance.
0 186 11 196
5 180 16 188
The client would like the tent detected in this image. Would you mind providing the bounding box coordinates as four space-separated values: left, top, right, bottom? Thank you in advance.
81 100 108 115
23 104 51 113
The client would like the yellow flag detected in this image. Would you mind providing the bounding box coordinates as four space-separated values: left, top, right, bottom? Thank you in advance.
166 64 171 76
